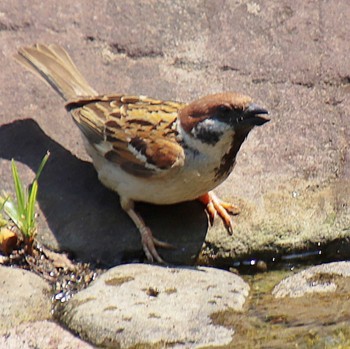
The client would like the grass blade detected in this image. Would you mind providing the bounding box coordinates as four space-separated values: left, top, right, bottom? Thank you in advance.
0 196 8 211
26 180 38 237
11 159 26 216
34 151 50 182
0 196 10 227
3 198 20 227
4 153 50 242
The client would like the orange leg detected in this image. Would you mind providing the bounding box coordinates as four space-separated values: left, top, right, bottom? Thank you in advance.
198 192 240 235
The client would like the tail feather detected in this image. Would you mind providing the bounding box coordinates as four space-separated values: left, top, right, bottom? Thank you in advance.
15 44 97 101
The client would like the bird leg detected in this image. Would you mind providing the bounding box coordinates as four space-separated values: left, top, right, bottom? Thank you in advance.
198 192 240 235
120 198 174 263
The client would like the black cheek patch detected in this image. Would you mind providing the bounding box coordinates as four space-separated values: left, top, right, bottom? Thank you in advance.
192 122 223 146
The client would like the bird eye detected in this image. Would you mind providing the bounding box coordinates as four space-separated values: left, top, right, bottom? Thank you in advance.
218 105 231 113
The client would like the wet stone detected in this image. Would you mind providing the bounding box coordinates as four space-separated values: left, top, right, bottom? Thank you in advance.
272 261 350 298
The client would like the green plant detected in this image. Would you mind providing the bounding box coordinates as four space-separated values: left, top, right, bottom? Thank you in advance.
0 152 50 242
0 198 8 227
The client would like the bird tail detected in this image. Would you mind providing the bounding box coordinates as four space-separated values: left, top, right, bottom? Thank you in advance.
15 44 97 101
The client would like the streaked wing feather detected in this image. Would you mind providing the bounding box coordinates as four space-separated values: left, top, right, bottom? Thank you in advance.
66 95 186 177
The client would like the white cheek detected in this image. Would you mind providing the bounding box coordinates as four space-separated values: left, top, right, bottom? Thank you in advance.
203 119 231 133
190 119 231 139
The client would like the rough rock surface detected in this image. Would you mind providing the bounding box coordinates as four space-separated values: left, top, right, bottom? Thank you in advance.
0 1 349 265
272 261 350 298
0 320 96 349
61 264 249 348
0 266 52 332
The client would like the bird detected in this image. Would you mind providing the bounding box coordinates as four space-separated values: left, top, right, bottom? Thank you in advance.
15 44 270 263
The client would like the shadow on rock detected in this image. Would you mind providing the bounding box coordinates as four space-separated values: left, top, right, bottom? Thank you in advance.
0 119 208 266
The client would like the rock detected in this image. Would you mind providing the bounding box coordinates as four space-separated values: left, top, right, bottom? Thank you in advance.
61 264 249 348
272 261 350 298
0 320 96 349
0 266 52 332
0 1 349 264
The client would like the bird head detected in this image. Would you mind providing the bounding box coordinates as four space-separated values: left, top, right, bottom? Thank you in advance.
179 92 269 146
178 92 270 179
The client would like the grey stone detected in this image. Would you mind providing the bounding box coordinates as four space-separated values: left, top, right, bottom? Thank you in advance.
0 266 52 332
61 264 249 348
0 320 96 349
272 261 350 298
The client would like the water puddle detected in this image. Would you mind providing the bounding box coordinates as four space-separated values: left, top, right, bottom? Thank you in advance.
210 255 350 348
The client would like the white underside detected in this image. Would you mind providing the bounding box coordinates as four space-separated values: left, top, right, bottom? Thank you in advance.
83 127 235 205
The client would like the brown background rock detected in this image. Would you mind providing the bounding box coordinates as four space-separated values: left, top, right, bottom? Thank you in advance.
0 1 349 265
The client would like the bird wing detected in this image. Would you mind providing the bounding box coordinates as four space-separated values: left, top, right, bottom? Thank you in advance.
66 95 186 177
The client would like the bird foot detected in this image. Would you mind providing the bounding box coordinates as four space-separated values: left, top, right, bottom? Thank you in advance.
121 198 175 263
198 192 240 235
139 226 175 264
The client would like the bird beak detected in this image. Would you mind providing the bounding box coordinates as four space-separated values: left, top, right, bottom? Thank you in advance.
244 103 270 126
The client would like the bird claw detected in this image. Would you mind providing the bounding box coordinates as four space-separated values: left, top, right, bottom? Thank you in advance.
198 192 239 235
122 200 175 263
140 227 175 264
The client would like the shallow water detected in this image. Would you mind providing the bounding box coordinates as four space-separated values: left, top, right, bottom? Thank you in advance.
210 259 350 349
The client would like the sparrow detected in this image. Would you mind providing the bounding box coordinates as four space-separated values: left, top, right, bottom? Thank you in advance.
15 44 270 263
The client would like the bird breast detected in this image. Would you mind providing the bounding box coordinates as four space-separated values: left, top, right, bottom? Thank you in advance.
84 133 236 205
